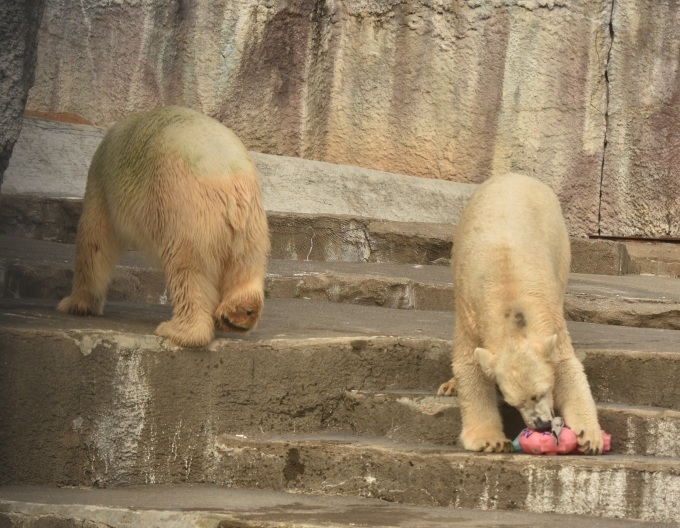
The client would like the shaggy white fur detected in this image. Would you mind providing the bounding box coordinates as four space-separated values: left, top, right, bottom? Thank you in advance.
438 173 603 455
59 106 270 348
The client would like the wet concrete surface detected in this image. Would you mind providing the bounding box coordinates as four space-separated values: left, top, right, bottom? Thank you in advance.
0 484 663 527
1 297 680 353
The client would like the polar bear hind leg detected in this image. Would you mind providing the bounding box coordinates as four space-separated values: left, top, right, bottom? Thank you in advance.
155 241 220 348
57 189 123 316
215 255 266 333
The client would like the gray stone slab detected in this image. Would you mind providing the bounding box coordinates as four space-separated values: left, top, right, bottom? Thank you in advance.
0 299 678 522
0 485 660 528
1 118 103 197
5 194 678 276
186 435 680 522
341 390 680 458
2 117 476 226
2 234 679 329
2 297 680 356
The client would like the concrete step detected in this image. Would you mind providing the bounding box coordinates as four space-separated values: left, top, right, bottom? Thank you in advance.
4 194 680 276
209 434 680 523
340 391 680 458
2 235 679 331
2 115 477 226
0 484 658 528
1 297 678 406
1 299 679 494
7 432 673 524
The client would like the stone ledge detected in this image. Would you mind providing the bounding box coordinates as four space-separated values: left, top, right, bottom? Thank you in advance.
1 199 670 276
341 390 680 458
207 435 680 523
2 235 679 330
0 484 655 528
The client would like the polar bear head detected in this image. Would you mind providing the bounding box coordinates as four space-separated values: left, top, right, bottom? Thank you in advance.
475 334 558 432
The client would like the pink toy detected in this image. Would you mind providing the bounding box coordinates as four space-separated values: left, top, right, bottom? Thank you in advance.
513 426 611 455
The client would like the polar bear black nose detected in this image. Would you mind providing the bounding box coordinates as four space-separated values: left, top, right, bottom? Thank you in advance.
534 418 552 432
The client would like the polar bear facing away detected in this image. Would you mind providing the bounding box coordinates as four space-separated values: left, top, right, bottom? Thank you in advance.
438 173 603 455
58 106 270 348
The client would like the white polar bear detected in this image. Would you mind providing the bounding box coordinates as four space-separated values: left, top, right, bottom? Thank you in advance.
438 173 603 455
58 106 270 348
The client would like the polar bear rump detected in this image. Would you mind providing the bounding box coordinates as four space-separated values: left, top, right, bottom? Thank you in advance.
58 106 270 348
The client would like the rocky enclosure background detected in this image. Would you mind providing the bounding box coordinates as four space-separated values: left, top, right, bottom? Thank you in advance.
0 0 46 188
21 0 680 238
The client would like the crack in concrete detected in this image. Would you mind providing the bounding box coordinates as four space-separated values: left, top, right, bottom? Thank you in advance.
305 227 316 261
598 0 616 236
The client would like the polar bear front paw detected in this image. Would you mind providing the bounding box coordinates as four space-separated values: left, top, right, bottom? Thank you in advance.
571 420 604 455
461 427 513 453
437 378 458 396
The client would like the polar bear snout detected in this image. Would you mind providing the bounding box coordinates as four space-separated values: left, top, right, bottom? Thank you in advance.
531 417 553 432
516 395 555 432
518 406 554 431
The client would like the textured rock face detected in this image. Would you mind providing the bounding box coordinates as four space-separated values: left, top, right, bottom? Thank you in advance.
600 0 680 237
24 0 611 237
21 0 680 237
0 0 46 187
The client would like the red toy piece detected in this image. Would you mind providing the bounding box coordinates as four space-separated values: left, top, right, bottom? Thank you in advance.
514 427 611 455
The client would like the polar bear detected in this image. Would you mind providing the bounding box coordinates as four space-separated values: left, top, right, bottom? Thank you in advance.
438 173 603 455
58 106 270 348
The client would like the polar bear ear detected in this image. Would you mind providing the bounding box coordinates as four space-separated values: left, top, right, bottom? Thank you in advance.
542 334 559 361
474 347 497 377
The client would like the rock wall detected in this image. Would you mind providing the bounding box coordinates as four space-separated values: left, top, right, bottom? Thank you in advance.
0 0 47 187
601 1 680 238
22 0 680 238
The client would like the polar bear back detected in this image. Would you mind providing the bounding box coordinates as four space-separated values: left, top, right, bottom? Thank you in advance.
91 106 257 194
453 173 570 319
84 106 267 255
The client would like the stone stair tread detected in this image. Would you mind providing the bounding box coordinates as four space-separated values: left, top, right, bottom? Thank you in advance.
4 233 680 297
273 259 680 303
214 430 680 464
0 484 655 528
0 297 450 342
2 297 680 354
341 389 680 458
350 388 680 417
2 234 680 324
207 433 680 522
2 196 675 276
568 273 680 301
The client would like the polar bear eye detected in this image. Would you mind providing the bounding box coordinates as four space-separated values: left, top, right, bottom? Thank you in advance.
531 392 547 403
531 392 548 403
